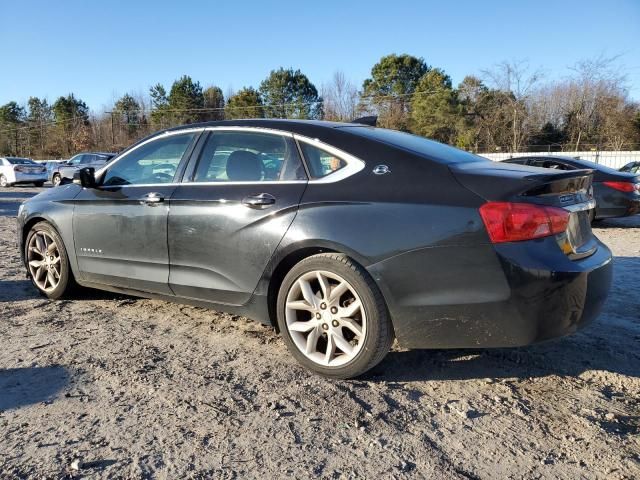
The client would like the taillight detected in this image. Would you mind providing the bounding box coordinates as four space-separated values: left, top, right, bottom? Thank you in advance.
14 166 26 173
479 202 570 243
602 181 639 193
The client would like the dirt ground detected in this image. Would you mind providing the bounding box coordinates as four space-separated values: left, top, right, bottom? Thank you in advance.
0 186 638 479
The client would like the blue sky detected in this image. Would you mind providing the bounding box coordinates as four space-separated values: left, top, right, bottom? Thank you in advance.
1 0 639 111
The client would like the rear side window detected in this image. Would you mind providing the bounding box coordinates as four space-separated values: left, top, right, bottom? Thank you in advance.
192 131 306 182
530 159 574 170
298 142 347 179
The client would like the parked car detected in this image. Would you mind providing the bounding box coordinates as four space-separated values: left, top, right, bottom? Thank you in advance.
49 152 115 186
0 157 47 187
17 120 613 378
502 155 640 220
620 161 640 175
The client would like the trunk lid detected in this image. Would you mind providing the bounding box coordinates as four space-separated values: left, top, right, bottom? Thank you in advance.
450 161 596 259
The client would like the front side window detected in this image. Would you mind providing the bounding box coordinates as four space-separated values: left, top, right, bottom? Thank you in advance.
298 142 346 179
192 131 306 182
102 133 196 186
69 155 84 165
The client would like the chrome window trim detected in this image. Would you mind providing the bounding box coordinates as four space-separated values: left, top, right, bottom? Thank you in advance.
95 125 365 187
293 134 365 184
94 127 206 178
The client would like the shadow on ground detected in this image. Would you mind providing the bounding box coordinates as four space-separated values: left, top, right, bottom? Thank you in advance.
0 280 41 302
0 365 70 410
0 200 23 217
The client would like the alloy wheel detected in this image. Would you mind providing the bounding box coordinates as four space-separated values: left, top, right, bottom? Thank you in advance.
0 175 7 187
285 270 366 367
27 230 61 292
52 174 61 186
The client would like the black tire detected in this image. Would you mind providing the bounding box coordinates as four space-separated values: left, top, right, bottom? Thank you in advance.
24 221 77 300
277 253 394 379
0 174 9 187
34 182 44 187
52 174 61 186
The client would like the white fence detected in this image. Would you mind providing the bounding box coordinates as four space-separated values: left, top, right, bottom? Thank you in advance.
479 151 640 169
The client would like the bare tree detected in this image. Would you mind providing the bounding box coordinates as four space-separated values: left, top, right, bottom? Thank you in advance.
482 60 543 151
321 71 359 121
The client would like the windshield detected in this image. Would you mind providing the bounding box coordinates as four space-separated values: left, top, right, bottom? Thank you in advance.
7 158 35 165
340 126 486 164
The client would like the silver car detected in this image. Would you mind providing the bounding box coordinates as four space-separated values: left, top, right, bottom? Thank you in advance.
51 152 115 186
0 157 47 187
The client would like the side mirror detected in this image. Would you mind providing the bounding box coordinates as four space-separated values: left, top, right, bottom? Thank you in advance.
73 167 97 189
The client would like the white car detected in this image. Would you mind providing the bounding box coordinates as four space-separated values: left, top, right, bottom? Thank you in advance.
0 157 48 187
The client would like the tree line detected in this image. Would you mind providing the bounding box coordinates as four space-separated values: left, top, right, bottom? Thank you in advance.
1 53 639 159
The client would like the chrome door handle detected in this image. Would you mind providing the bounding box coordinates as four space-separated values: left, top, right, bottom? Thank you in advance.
242 193 276 208
142 192 164 206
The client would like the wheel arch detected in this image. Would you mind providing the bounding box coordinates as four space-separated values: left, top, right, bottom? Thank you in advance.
264 240 374 330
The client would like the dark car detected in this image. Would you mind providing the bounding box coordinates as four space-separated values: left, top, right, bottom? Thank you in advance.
49 152 115 186
16 120 613 378
502 156 640 220
620 161 640 175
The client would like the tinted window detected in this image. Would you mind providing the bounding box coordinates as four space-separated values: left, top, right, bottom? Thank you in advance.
103 133 196 186
341 126 484 164
530 159 575 170
7 157 35 165
193 131 306 182
298 142 347 179
80 155 95 164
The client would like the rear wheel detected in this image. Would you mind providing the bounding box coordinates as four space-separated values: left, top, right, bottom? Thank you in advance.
52 174 61 186
0 174 8 187
277 253 394 379
25 222 76 299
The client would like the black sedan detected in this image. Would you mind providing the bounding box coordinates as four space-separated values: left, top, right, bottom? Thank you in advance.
16 120 613 378
620 161 640 175
502 155 640 220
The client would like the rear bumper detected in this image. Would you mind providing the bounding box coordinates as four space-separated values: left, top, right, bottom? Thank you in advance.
13 172 47 184
595 190 640 218
368 237 613 349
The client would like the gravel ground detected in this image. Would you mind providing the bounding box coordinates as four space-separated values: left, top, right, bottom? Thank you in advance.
0 186 638 479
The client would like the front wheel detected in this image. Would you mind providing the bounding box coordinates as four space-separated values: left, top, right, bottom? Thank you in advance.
25 222 76 299
0 174 9 187
52 174 61 186
277 253 394 379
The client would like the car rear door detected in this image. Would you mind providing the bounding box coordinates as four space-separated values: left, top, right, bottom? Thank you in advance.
168 128 307 305
72 130 201 294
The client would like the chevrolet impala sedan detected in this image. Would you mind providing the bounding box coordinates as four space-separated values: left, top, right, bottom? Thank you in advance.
17 120 613 378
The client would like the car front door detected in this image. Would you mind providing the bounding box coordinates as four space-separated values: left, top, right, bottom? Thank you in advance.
168 129 308 305
72 130 201 294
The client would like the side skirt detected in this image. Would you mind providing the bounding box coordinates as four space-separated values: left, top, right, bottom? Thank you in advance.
77 280 272 326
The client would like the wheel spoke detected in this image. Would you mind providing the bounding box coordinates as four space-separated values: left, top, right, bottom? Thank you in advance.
324 333 336 364
28 259 43 268
51 255 61 265
332 332 354 356
47 271 57 289
342 299 362 318
305 326 321 354
46 241 57 255
286 300 315 312
36 266 46 281
316 272 330 300
35 235 45 254
340 317 363 337
298 278 319 308
29 246 43 257
289 321 317 333
329 281 349 303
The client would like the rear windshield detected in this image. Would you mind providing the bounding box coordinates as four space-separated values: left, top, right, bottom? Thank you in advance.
7 158 35 164
340 126 486 164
